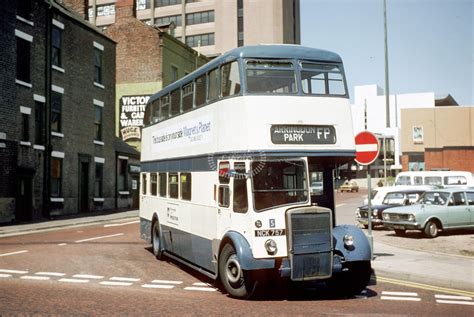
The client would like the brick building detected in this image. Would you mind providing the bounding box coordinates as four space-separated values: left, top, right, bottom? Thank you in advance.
400 106 474 173
0 0 138 223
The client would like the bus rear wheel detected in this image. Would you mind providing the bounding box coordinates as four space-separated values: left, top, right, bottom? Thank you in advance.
219 244 257 299
152 220 164 260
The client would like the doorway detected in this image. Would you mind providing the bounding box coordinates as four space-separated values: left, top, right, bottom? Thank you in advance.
78 155 91 213
16 175 33 222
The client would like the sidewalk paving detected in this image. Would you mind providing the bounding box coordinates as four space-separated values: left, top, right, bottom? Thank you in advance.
0 209 472 293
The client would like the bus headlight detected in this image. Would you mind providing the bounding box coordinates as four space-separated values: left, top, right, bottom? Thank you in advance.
343 234 354 248
355 208 361 217
372 209 378 216
264 239 278 255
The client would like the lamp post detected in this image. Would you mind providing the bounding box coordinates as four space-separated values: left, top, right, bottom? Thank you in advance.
383 0 390 185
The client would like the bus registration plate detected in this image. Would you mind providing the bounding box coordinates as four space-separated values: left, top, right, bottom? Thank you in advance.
255 229 286 237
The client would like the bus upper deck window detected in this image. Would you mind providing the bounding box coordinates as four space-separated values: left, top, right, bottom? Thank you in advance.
300 62 346 96
182 82 194 112
245 60 296 94
195 74 206 107
208 68 219 102
159 95 170 121
170 89 181 116
221 61 241 97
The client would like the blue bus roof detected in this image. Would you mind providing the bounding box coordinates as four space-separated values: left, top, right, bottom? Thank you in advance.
150 45 343 101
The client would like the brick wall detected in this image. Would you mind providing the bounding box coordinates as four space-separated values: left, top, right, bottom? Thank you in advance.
426 148 474 173
61 0 89 20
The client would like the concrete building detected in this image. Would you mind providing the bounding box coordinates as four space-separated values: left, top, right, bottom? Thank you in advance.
349 85 461 180
86 0 300 57
400 106 474 173
0 0 138 224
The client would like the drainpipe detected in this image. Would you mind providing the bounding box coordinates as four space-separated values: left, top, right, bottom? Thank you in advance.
43 0 53 219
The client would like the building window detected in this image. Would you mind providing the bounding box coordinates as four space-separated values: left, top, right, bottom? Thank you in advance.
16 36 31 84
137 0 151 10
180 173 191 200
237 0 243 46
94 105 102 141
155 15 182 27
185 33 214 48
94 48 103 84
96 4 115 17
21 113 29 142
35 101 44 145
17 0 32 20
118 159 128 191
155 0 182 8
171 65 178 82
95 163 103 197
51 92 62 133
52 26 62 68
51 158 62 197
186 10 214 25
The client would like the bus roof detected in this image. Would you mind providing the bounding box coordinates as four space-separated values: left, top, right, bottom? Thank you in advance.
149 45 343 102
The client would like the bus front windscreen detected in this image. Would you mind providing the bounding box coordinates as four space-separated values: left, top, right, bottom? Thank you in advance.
252 160 308 211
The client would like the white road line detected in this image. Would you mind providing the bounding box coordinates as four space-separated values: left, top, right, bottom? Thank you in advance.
436 300 474 306
110 277 140 282
335 204 346 208
184 287 217 292
0 250 29 257
151 279 182 285
104 220 139 227
75 233 124 243
73 274 104 279
21 275 51 281
57 243 67 246
435 294 472 300
193 282 210 287
142 284 175 289
0 269 28 274
381 296 421 301
382 291 418 297
100 281 133 286
0 274 12 278
58 278 90 283
35 272 66 277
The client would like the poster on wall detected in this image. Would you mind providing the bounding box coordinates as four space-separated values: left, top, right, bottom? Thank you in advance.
119 95 151 141
412 126 423 144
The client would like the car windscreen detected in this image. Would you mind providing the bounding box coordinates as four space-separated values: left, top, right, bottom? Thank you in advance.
417 192 450 206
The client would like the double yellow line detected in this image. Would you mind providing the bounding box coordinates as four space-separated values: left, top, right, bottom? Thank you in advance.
373 275 474 297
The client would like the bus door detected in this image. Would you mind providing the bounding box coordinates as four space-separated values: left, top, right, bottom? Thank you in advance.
217 161 232 236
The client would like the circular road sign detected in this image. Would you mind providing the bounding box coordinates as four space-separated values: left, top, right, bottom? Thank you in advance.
354 131 380 166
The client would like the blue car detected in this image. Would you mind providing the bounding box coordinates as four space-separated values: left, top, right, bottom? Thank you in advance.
382 188 474 238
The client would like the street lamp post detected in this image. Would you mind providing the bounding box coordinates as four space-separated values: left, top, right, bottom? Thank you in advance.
383 0 390 185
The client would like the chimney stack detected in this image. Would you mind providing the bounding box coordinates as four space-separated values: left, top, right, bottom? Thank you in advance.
115 0 137 21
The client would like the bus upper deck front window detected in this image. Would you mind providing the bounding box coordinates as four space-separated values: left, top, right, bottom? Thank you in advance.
252 160 308 211
300 62 346 96
245 60 296 94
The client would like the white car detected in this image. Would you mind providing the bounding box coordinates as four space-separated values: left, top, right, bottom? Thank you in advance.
363 185 437 205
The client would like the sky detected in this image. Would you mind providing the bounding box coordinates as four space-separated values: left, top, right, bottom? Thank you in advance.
300 0 473 105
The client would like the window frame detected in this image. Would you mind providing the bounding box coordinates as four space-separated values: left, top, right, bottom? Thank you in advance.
51 157 63 197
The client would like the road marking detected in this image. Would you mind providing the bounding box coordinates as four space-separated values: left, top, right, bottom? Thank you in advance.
104 220 139 227
100 281 133 286
21 275 51 281
0 269 28 274
335 204 346 208
57 243 67 246
73 274 104 279
382 291 418 297
110 277 140 282
380 296 421 301
0 250 28 257
193 282 211 287
75 233 124 243
435 294 472 300
436 299 474 306
142 284 175 289
58 278 90 283
184 286 217 292
0 274 12 278
151 279 182 285
376 275 474 297
35 272 66 277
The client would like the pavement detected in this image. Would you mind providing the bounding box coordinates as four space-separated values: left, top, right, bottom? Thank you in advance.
1 209 473 294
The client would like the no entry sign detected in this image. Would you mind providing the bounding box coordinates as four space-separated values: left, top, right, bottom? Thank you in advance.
354 131 380 165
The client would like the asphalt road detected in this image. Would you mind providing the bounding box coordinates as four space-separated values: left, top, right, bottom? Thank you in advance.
1 212 473 315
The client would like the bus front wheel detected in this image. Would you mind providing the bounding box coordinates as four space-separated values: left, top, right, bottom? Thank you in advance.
218 244 257 299
152 220 164 260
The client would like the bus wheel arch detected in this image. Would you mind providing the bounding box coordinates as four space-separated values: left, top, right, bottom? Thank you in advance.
151 214 164 260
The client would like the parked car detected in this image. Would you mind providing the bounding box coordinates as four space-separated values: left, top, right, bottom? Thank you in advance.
339 180 359 192
382 188 474 238
310 181 323 195
362 185 437 205
356 189 426 228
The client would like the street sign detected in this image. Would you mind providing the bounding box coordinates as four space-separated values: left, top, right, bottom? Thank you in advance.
354 131 380 166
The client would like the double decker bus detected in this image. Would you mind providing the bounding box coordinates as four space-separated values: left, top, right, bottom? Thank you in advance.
140 45 372 298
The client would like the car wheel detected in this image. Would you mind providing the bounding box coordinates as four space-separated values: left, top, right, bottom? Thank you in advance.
152 220 164 260
424 220 439 238
394 229 406 236
219 244 257 299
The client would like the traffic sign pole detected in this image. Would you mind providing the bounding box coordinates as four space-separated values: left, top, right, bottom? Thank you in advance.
367 165 373 260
